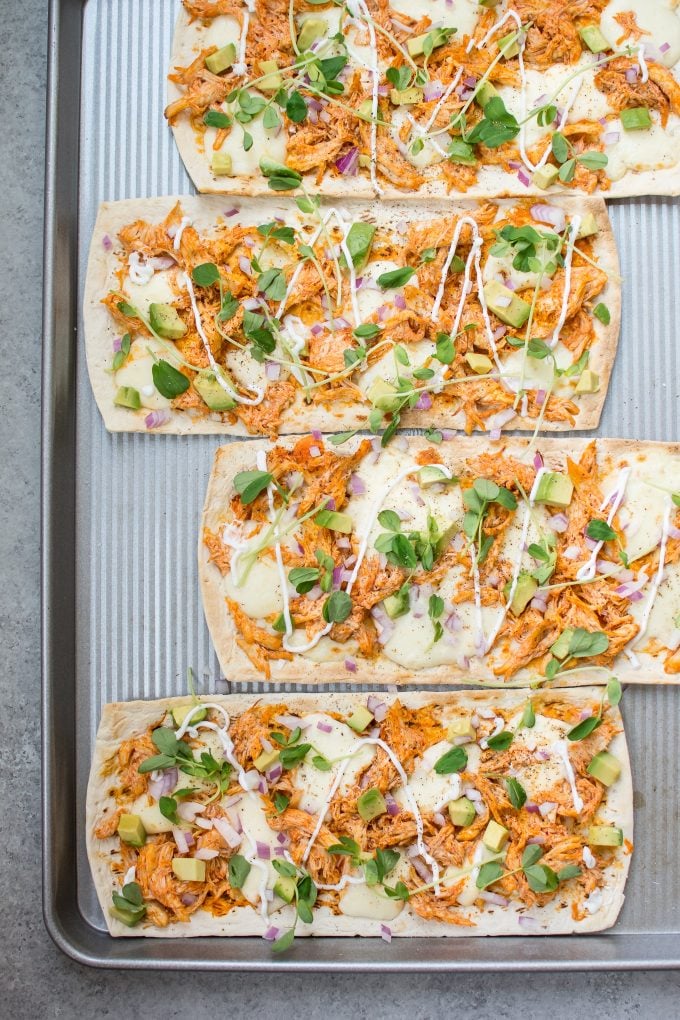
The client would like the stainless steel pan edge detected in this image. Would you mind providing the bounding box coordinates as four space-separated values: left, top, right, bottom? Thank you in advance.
41 0 680 970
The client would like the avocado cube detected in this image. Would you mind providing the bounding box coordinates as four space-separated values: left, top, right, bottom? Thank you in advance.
533 471 574 508
273 875 297 904
578 26 610 54
483 280 531 328
474 81 500 111
621 106 652 131
586 750 621 787
465 352 493 375
383 591 410 620
356 99 374 122
205 43 237 75
435 522 459 559
114 385 142 410
358 153 371 168
254 748 280 773
139 804 174 835
390 87 424 106
503 571 538 616
193 370 237 411
117 813 146 847
348 705 374 733
498 32 520 58
343 222 376 270
483 819 509 852
149 302 187 340
172 857 207 882
258 60 283 93
478 0 500 6
297 16 327 51
532 164 560 190
407 29 451 58
315 508 354 533
448 796 476 827
587 824 623 847
367 379 402 412
171 702 208 728
575 369 600 394
110 905 144 927
550 628 574 660
211 152 234 177
577 212 599 238
357 787 387 822
418 466 451 487
447 717 476 741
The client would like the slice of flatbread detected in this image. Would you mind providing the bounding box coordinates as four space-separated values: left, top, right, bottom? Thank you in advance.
84 194 619 436
200 434 680 685
87 689 633 938
166 0 680 198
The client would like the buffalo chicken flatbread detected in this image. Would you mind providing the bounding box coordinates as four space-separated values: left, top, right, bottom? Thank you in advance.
201 435 680 683
87 690 632 940
166 0 680 198
84 195 618 436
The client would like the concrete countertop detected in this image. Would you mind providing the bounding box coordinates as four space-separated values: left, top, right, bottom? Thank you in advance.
1 0 679 1013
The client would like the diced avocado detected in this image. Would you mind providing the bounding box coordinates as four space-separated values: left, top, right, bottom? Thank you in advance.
390 87 424 106
435 522 459 559
139 804 174 835
384 588 410 620
193 370 237 411
503 571 538 616
418 465 451 487
117 813 146 847
465 352 493 375
621 106 652 131
532 164 560 190
297 16 327 50
367 379 402 412
483 819 509 853
587 824 623 847
357 99 374 122
533 471 574 509
348 705 374 733
474 81 500 111
575 369 600 395
587 750 621 787
315 508 354 533
577 212 599 239
171 702 208 728
172 857 207 882
578 25 610 54
498 32 520 58
211 152 234 177
483 279 531 329
343 222 376 270
357 787 387 822
110 905 144 927
149 302 187 340
205 43 237 75
258 60 283 92
407 28 451 58
358 153 371 168
114 385 142 410
448 796 476 828
273 875 297 904
550 628 574 660
447 717 476 741
478 0 500 7
254 748 280 773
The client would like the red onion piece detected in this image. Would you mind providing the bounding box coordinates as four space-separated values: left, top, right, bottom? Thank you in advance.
310 323 323 336
538 801 558 817
263 926 280 941
238 254 253 276
172 826 190 854
181 892 198 905
367 694 387 722
518 914 540 931
265 361 281 381
336 147 359 175
527 834 546 845
603 130 620 146
317 720 334 733
411 856 432 883
345 658 357 673
625 67 638 83
145 410 171 430
530 203 566 232
148 766 178 801
479 890 509 907
348 472 366 496
517 169 530 187
274 713 306 730
224 206 239 217
394 293 407 310
193 848 219 861
415 391 432 411
380 924 392 943
660 41 671 54
102 234 112 251
241 769 261 791
256 841 271 860
266 764 282 783
423 80 444 102
213 817 242 849
525 802 540 814
548 511 568 533
112 335 123 353
433 811 447 827
385 792 400 817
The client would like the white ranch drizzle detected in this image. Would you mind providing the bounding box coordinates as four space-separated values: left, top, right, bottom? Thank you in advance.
256 449 293 635
234 0 256 77
173 216 192 251
632 496 672 649
315 872 366 892
638 43 649 83
547 214 581 348
469 541 486 655
405 111 451 159
240 822 271 922
346 0 383 195
576 467 630 581
128 251 154 286
484 504 532 652
552 738 583 813
300 729 441 894
422 68 465 133
183 271 265 405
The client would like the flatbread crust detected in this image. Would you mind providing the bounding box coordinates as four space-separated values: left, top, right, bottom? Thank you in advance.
200 435 680 686
86 689 633 938
84 194 620 435
168 4 680 199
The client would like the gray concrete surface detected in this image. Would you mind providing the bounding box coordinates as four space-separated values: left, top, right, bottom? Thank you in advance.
1 0 679 1014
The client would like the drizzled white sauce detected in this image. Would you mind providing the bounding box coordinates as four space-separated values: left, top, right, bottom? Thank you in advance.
552 738 583 813
576 468 630 581
547 215 581 349
484 504 532 651
173 216 192 252
633 497 672 649
346 0 383 195
128 251 154 286
233 0 256 77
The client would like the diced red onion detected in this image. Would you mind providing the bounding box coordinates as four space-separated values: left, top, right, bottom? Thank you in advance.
112 335 123 353
517 169 530 187
530 203 566 232
441 429 456 441
224 206 239 217
423 80 444 102
238 254 253 275
194 848 219 862
177 801 204 823
317 719 334 733
518 914 540 932
539 801 558 817
336 147 359 175
411 856 432 883
266 764 282 783
548 512 568 533
415 391 432 411
274 713 306 730
530 596 548 613
181 892 198 905
213 817 242 848
241 769 261 791
256 841 271 860
492 324 507 341
148 766 178 801
172 826 190 854
102 234 112 251
668 525 680 540
263 926 280 941
145 410 170 429
527 834 546 845
563 544 580 559
534 749 551 762
525 802 540 814
433 811 447 827
310 323 323 336
508 160 521 170
660 42 671 54
603 130 620 146
265 361 281 381
380 923 392 943
625 67 638 83
276 832 290 846
479 890 509 907
367 694 387 722
385 792 400 817
394 293 407 310
348 472 366 496
345 657 357 673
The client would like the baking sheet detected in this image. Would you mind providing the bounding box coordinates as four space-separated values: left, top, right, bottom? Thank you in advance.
42 0 680 969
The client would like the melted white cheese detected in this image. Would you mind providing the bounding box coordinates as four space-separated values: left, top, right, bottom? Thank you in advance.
115 338 172 410
600 0 680 67
123 271 175 318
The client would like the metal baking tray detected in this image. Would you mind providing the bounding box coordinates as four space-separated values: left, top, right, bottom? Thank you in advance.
42 0 680 969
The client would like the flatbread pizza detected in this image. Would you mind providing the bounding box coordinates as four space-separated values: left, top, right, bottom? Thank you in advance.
200 434 680 684
84 194 619 436
86 689 632 940
166 0 680 198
